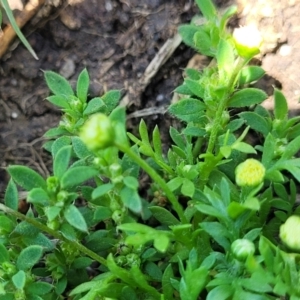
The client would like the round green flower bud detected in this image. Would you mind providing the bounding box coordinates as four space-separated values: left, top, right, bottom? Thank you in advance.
235 159 265 187
280 215 300 251
231 239 255 261
233 26 262 58
80 113 115 151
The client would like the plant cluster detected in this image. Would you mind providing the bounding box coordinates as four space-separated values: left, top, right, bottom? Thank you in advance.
1 0 300 299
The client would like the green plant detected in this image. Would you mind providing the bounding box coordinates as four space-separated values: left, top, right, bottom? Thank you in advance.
0 0 38 59
1 0 300 299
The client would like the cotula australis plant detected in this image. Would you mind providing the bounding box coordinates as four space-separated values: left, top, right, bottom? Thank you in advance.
1 0 300 299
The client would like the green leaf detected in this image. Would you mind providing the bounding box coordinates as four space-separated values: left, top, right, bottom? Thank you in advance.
232 142 257 154
207 285 233 300
183 126 206 137
7 166 46 191
262 133 276 167
194 29 213 57
27 188 49 206
185 79 205 98
123 176 139 190
281 136 300 159
0 243 9 263
101 90 121 114
12 270 26 290
4 179 18 210
93 206 112 222
152 126 162 157
45 206 61 222
44 127 69 138
217 39 234 78
60 223 77 240
53 145 72 179
170 127 186 149
26 281 53 295
181 178 195 198
72 136 92 159
64 205 88 232
17 245 43 270
239 112 271 136
228 88 267 108
149 206 180 226
44 71 74 96
0 0 38 59
92 183 114 199
51 136 71 157
76 68 90 103
46 95 70 109
274 88 288 120
195 203 226 220
196 0 217 20
178 24 200 49
238 66 265 86
61 166 98 189
167 177 183 191
168 98 206 122
162 264 175 299
23 233 54 251
83 97 105 115
120 186 142 213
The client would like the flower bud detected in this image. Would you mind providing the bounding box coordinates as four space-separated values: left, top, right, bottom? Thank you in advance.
233 26 262 58
280 215 300 251
231 239 255 261
80 113 115 151
235 159 265 187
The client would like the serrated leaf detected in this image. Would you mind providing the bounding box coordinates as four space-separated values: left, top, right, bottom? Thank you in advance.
149 206 180 226
64 205 88 232
228 88 267 108
76 68 89 103
7 166 46 191
168 98 206 122
17 245 43 270
83 97 105 115
44 71 74 97
53 146 72 179
12 270 26 290
4 179 18 210
61 166 98 189
238 66 265 86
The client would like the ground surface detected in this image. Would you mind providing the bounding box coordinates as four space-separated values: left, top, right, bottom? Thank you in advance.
0 0 299 193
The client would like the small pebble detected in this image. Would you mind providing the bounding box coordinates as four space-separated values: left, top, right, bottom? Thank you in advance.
59 59 75 79
11 112 18 119
279 44 292 56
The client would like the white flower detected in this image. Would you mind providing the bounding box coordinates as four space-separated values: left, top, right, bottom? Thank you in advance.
233 26 263 58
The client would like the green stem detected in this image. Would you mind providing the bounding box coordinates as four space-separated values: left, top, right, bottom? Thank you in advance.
115 142 187 224
0 203 107 266
201 57 248 184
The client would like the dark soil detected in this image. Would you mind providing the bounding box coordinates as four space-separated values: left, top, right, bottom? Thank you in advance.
0 0 299 194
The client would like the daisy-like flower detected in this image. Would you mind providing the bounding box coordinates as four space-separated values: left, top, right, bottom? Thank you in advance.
235 158 265 187
233 25 263 58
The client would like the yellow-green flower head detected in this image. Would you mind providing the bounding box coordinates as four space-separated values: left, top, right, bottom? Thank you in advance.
235 158 265 187
80 113 115 151
233 25 263 58
231 239 255 261
280 215 300 251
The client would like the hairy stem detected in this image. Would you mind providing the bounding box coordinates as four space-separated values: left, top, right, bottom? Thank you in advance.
115 142 187 224
0 203 107 266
